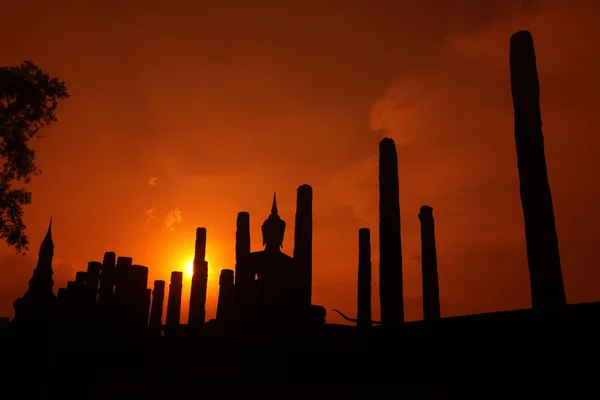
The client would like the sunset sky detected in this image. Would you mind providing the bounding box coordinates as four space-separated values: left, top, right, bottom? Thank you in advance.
1 0 599 324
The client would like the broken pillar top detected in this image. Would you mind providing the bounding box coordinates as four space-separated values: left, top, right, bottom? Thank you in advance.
102 252 116 266
170 271 183 284
509 30 539 108
195 228 207 260
297 184 313 194
379 137 396 149
116 257 133 268
75 271 87 284
237 211 250 222
87 261 102 275
220 269 234 278
419 205 434 215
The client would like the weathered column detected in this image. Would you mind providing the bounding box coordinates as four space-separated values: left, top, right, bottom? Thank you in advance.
216 269 235 321
113 257 133 330
509 31 567 310
64 281 78 322
144 288 152 329
235 212 251 288
189 227 209 327
85 261 102 305
166 271 183 328
234 212 254 323
418 206 441 320
75 271 87 285
114 256 133 298
71 274 87 320
293 184 313 309
130 265 149 293
378 137 404 325
128 265 149 331
357 228 372 328
56 287 67 322
57 288 66 301
98 252 116 306
149 280 165 335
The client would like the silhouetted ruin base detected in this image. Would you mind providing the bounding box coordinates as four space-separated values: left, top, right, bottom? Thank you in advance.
2 302 599 396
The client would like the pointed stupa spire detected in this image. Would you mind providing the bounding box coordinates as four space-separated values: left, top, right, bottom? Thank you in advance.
39 217 54 259
45 217 52 240
271 192 278 215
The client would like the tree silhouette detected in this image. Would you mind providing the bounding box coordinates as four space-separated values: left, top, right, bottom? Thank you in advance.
0 60 69 254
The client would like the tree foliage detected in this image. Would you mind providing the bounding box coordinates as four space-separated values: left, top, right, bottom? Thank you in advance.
0 60 69 254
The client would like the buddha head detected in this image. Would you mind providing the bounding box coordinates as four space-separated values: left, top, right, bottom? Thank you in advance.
261 193 286 251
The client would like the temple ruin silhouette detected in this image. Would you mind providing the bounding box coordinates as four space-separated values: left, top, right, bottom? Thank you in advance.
2 30 599 394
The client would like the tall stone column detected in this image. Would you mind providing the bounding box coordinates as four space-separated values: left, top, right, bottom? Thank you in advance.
166 271 183 328
69 272 87 321
235 212 252 288
418 206 441 320
189 228 209 327
75 271 87 285
130 264 149 293
120 264 148 333
114 256 133 298
144 288 152 329
378 137 404 325
85 261 102 306
149 280 165 335
293 184 313 309
357 228 372 328
98 252 116 306
216 269 235 321
510 31 567 310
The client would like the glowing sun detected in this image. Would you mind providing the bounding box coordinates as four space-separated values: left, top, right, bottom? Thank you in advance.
185 259 194 277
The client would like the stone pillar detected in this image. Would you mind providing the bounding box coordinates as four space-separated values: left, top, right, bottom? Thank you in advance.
71 275 87 321
418 206 441 320
75 271 87 285
113 257 133 330
130 265 149 331
98 252 116 306
64 281 78 322
357 228 372 328
189 227 209 327
84 261 101 305
293 184 313 309
235 212 251 288
144 288 152 329
166 271 183 328
114 256 133 298
378 137 404 325
130 265 149 293
149 280 165 335
510 31 567 310
216 269 235 321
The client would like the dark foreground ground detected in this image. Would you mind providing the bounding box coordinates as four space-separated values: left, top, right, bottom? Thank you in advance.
2 303 600 398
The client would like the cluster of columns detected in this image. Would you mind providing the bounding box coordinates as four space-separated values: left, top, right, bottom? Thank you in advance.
55 252 152 335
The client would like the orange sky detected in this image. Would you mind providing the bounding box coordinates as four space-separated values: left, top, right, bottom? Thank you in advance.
1 0 599 324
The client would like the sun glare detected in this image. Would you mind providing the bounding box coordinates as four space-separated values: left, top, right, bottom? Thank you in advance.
181 253 220 283
185 259 194 277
